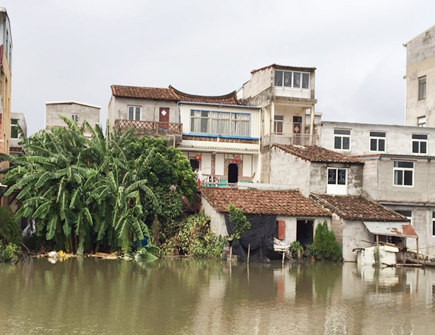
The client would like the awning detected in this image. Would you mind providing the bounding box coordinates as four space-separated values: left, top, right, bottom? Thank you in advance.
363 221 418 239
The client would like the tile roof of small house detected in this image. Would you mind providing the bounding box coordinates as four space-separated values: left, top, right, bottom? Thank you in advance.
170 86 239 105
274 144 364 164
310 194 408 222
111 85 239 105
251 64 316 74
201 188 331 217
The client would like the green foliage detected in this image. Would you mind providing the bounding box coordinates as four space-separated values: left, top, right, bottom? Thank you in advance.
0 207 21 245
289 240 303 258
304 243 317 258
134 245 161 263
0 241 20 263
228 204 250 239
163 212 225 258
0 118 197 256
313 221 342 261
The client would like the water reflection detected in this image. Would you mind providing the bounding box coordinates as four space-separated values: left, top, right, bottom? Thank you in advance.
1 259 435 334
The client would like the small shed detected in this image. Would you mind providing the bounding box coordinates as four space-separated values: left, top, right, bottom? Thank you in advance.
201 187 331 260
311 194 414 262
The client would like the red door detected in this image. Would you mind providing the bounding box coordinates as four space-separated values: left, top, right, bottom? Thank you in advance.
159 107 169 129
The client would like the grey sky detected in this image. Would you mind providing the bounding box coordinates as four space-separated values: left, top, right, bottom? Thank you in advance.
2 0 435 135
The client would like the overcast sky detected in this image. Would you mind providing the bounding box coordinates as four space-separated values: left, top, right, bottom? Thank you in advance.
2 0 435 135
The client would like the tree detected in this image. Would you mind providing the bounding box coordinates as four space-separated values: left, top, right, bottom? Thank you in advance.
0 117 196 255
228 204 250 239
313 221 342 261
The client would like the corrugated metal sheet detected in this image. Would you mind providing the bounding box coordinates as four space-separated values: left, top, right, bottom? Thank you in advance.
363 221 418 238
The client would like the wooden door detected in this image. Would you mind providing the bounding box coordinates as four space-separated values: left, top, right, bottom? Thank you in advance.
159 107 169 129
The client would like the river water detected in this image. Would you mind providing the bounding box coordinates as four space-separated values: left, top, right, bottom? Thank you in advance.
1 258 435 335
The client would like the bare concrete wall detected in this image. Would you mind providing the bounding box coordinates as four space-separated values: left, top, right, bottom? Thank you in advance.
405 26 435 127
342 220 372 262
269 146 311 195
367 158 435 203
242 67 274 100
45 102 100 135
108 96 178 130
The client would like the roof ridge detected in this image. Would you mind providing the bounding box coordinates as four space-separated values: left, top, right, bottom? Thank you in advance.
169 85 238 100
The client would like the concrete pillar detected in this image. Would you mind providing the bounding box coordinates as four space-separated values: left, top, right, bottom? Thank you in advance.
309 105 315 145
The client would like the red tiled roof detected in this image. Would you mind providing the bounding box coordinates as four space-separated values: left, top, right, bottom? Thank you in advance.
251 64 316 74
111 85 179 101
111 85 239 105
170 86 239 105
201 188 331 217
274 144 364 164
310 194 408 222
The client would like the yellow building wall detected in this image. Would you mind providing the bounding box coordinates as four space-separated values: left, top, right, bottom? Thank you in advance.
0 49 11 157
0 49 12 207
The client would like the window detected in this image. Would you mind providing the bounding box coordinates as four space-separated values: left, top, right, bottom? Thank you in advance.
334 129 350 150
418 76 426 100
393 161 414 187
412 134 427 154
11 119 19 139
328 168 347 185
190 110 250 137
274 115 284 135
418 116 426 127
395 210 412 225
274 70 283 86
274 70 310 89
128 106 141 121
71 114 79 122
370 131 386 152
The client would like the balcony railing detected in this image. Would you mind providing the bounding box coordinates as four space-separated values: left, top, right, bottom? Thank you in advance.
115 120 183 136
262 133 313 147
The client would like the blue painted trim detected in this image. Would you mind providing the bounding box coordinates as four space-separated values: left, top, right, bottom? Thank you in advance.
183 133 259 141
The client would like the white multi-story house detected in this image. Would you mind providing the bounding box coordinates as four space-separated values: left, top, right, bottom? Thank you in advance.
316 121 435 256
237 64 317 183
108 85 261 184
238 64 317 147
404 25 435 127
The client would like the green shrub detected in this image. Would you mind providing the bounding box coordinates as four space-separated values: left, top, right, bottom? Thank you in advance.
313 221 342 261
0 207 21 245
289 241 303 258
0 241 21 263
304 243 317 258
228 204 250 239
163 212 225 258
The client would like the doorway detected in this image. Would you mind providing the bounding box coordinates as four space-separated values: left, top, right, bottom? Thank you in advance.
228 163 239 183
190 159 199 171
159 107 169 129
297 219 313 246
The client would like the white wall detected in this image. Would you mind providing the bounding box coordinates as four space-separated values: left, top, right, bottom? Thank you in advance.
342 220 372 262
202 198 228 237
319 121 435 156
45 102 100 136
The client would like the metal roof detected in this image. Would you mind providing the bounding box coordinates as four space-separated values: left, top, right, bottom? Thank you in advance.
363 221 418 239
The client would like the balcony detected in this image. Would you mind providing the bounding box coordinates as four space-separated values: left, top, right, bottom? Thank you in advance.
115 119 183 141
262 133 313 147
